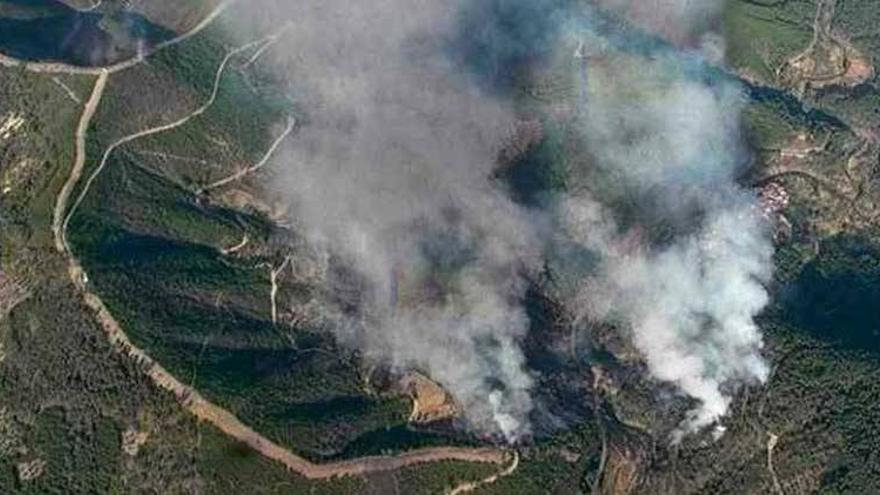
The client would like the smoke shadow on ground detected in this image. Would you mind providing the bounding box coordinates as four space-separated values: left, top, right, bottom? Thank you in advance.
779 235 880 354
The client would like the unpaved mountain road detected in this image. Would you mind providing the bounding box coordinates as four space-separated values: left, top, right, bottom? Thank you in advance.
197 115 296 194
59 33 270 252
52 69 107 253
66 256 511 479
448 451 519 494
46 5 510 482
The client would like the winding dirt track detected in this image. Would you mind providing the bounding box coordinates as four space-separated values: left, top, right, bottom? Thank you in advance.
767 432 784 495
52 70 108 253
46 4 509 481
448 451 519 495
59 34 268 252
197 115 296 194
64 255 509 479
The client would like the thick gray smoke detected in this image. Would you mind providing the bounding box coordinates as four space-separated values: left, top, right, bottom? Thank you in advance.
249 0 772 440
265 0 541 440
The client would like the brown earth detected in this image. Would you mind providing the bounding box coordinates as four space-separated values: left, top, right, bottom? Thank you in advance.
401 372 460 424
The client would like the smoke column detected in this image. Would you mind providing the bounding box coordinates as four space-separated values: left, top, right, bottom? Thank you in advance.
263 0 542 440
250 0 772 440
558 1 774 438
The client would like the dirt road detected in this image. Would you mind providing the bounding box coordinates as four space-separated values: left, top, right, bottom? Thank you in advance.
449 451 519 495
68 257 508 478
59 35 268 247
197 116 296 194
52 70 108 253
48 12 508 481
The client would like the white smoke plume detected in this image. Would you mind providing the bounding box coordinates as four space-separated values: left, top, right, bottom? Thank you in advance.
258 0 542 440
559 4 774 438
240 0 772 441
560 193 773 437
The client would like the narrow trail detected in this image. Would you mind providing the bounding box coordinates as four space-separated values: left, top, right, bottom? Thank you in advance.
197 116 296 194
49 13 507 481
83 0 102 12
60 35 266 252
132 149 210 165
767 432 784 495
448 451 519 495
64 0 104 12
51 76 82 103
221 233 249 255
269 255 291 325
243 22 292 68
